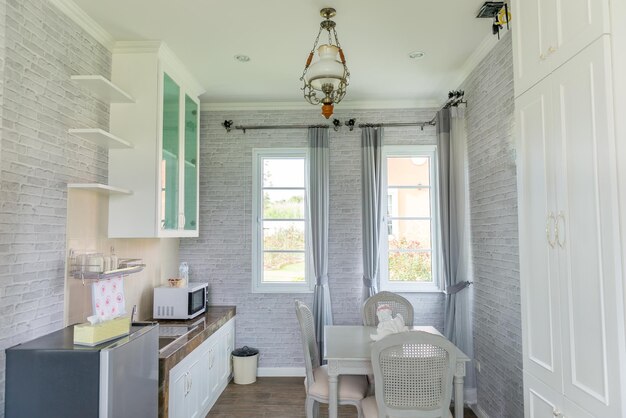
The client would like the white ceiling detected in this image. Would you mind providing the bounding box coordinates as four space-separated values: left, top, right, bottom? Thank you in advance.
72 0 494 107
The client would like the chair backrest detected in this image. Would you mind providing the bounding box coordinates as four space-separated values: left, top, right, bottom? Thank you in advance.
295 300 321 389
362 291 415 327
371 331 457 418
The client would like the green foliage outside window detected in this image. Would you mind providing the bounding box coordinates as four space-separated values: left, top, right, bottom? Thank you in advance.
388 237 432 282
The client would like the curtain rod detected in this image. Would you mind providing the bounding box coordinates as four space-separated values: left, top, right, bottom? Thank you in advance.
358 121 436 129
234 124 329 132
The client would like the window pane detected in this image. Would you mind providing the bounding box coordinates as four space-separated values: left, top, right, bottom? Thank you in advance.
263 252 305 283
387 157 430 186
388 220 431 250
263 158 305 187
263 190 305 219
387 188 431 218
263 221 305 250
388 251 432 282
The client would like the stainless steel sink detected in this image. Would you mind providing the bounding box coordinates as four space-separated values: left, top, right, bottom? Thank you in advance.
157 324 198 353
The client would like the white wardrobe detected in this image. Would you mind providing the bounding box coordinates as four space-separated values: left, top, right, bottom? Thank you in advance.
513 0 626 417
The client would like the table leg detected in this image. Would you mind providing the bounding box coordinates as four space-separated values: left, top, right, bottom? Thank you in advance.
328 374 338 418
454 375 464 418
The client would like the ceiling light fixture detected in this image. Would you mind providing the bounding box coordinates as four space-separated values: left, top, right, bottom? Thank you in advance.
234 54 250 62
300 8 350 119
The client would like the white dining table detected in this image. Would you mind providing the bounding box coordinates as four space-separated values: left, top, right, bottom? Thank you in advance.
324 325 470 418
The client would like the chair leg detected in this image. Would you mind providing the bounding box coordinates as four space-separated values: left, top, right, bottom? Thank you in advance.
355 402 364 418
305 396 318 418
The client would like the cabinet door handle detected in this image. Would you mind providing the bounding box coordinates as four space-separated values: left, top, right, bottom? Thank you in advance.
556 211 566 248
540 53 547 60
553 409 563 417
546 212 556 248
548 46 557 55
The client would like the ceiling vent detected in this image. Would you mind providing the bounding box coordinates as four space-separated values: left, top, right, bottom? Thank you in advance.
476 2 505 18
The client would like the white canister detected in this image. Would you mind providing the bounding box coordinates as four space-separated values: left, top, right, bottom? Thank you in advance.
88 255 104 273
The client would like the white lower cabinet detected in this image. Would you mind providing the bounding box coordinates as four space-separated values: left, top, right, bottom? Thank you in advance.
168 318 236 418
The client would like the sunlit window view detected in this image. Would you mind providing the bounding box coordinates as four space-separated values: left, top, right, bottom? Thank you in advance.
261 157 306 283
386 155 434 284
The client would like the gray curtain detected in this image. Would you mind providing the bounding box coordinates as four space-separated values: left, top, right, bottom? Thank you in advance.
308 127 332 358
437 107 477 402
361 127 384 303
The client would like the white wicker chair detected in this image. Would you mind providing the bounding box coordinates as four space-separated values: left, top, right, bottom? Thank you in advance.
361 331 457 418
362 291 415 327
295 300 367 418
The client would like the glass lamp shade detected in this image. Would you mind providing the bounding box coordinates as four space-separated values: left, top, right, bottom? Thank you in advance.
304 44 345 91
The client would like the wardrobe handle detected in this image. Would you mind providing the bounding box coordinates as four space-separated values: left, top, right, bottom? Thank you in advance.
556 212 566 248
546 212 556 248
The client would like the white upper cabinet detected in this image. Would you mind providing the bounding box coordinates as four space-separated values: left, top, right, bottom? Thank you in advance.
107 42 204 238
512 0 611 96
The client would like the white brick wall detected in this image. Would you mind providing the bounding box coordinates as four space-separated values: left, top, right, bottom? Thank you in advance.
0 0 111 413
462 33 523 417
179 108 446 368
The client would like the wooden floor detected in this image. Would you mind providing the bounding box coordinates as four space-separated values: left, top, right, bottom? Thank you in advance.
207 377 478 418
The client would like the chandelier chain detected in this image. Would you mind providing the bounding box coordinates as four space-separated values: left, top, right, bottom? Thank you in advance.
300 25 324 82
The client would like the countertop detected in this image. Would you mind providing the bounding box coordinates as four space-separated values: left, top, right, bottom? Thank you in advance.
156 305 236 418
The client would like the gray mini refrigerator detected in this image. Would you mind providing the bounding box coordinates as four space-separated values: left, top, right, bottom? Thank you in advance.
5 323 158 418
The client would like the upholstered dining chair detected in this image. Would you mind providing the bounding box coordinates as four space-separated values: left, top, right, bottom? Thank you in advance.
361 331 458 418
295 300 367 418
362 291 415 327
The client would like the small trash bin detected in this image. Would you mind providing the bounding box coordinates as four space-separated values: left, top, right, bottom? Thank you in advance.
232 346 259 385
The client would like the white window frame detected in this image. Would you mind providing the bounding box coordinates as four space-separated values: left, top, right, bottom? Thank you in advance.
252 148 313 293
380 145 442 293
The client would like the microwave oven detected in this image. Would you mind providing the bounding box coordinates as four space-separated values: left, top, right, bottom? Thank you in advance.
153 282 208 320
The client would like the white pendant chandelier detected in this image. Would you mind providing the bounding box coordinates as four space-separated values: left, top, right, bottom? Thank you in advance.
300 8 350 119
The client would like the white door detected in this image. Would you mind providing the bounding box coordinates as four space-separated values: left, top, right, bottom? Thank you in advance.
198 343 212 413
513 0 556 96
208 337 221 395
187 357 203 418
170 371 188 418
516 77 563 392
550 0 610 71
221 322 234 381
552 36 622 418
524 372 563 418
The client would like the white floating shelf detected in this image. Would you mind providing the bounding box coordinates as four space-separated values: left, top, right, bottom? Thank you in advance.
67 183 133 195
68 128 133 149
71 75 134 103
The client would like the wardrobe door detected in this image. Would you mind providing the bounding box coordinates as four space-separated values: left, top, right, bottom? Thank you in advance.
524 372 563 418
512 0 557 96
515 78 562 391
552 36 622 418
551 0 610 73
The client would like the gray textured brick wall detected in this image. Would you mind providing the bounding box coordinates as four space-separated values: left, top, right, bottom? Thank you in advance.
0 0 111 412
179 108 446 369
462 33 523 417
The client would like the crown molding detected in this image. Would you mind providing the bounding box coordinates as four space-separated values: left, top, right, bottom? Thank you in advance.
113 41 206 97
48 0 115 51
200 99 442 112
449 31 504 89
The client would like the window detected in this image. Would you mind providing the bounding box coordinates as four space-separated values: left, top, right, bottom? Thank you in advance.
252 149 311 293
380 145 440 292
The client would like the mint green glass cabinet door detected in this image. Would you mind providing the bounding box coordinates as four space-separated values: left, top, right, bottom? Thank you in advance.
161 73 180 231
184 94 198 231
